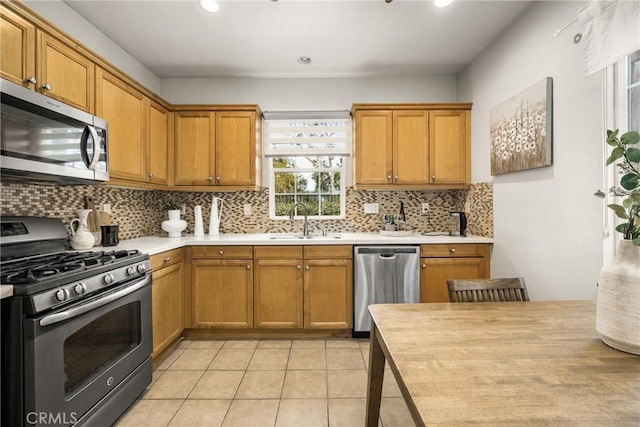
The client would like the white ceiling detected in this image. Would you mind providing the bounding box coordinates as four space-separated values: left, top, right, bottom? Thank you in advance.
63 0 532 79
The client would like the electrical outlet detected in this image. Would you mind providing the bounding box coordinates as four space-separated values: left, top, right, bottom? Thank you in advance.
243 204 252 216
364 203 379 214
103 203 111 214
421 203 430 215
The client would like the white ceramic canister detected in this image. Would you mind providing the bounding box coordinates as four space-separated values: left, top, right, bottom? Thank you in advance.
70 209 95 250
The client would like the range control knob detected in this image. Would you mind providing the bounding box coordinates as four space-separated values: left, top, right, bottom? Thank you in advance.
126 266 136 276
73 283 87 295
136 264 146 273
54 289 69 302
103 273 115 285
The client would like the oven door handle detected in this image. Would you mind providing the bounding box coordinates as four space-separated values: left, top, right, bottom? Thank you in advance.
39 275 151 327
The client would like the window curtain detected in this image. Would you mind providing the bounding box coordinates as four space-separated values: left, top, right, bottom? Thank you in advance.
577 0 640 75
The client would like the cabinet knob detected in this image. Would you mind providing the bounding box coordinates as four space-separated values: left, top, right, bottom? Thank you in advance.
297 265 301 270
216 177 220 182
305 266 310 271
246 265 251 270
450 248 456 253
164 257 171 262
26 77 37 84
208 176 213 182
219 250 224 256
422 264 426 268
395 175 399 181
148 173 154 178
42 83 51 91
432 175 436 181
387 175 392 181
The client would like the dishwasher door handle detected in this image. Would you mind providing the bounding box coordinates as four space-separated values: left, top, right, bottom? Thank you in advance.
378 254 397 259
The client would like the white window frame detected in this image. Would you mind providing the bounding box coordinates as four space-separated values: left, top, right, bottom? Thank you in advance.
603 50 639 263
263 111 351 220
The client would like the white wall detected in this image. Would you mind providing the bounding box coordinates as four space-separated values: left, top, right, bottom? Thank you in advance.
457 1 604 301
161 76 456 110
25 0 162 94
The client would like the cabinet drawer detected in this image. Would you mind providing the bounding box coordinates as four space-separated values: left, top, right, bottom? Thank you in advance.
191 245 253 259
420 244 489 258
304 245 352 259
150 248 184 271
254 245 303 259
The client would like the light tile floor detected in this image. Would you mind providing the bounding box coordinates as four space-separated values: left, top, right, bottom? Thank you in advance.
115 338 414 427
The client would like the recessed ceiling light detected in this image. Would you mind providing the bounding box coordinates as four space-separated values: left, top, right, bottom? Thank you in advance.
199 0 221 13
297 56 312 65
434 0 454 7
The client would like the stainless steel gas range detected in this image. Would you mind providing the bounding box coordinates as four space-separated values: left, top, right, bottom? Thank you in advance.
0 216 152 427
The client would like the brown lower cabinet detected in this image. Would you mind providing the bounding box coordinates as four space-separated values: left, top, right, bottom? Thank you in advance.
420 244 491 303
150 248 184 358
191 246 254 328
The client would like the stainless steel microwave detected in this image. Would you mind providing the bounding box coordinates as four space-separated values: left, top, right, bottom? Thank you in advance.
0 78 108 184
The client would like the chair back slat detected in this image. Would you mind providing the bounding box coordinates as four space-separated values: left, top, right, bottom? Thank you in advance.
447 278 529 303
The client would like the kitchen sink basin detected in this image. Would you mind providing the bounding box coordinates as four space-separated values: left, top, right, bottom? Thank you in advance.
268 234 343 240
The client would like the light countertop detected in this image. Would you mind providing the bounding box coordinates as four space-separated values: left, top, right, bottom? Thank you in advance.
97 232 493 256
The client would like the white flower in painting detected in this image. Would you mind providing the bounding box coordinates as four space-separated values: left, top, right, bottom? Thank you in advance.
515 135 523 143
495 135 502 144
508 142 515 150
524 142 531 150
535 115 543 123
500 142 507 150
515 144 522 152
501 152 509 160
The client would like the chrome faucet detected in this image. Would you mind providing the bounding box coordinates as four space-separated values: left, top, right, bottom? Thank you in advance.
289 203 310 237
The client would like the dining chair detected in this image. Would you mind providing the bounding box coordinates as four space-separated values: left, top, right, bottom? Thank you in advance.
447 277 529 302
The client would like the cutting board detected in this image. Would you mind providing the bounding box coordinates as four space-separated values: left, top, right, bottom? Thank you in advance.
83 195 102 232
100 211 113 225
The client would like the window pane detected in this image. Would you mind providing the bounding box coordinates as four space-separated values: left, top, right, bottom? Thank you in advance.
630 85 639 132
321 195 341 216
274 195 295 216
630 50 640 85
296 172 315 193
296 195 319 215
273 157 297 168
274 172 295 193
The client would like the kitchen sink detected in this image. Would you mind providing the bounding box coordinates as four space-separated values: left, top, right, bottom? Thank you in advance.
268 234 343 240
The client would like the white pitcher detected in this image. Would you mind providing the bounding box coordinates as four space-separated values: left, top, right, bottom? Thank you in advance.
70 209 95 250
209 196 224 236
194 205 204 237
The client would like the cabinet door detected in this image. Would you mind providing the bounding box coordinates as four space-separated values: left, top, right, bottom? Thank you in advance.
304 259 353 329
254 259 303 328
152 262 183 358
174 112 215 186
192 260 253 328
0 6 35 88
37 32 94 113
429 110 470 184
355 110 393 185
216 112 256 186
393 110 429 185
147 100 169 185
420 257 487 303
96 69 146 182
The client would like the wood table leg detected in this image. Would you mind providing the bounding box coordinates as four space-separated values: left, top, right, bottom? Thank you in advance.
365 322 385 427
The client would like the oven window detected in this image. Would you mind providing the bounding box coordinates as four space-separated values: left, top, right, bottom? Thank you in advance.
64 302 141 394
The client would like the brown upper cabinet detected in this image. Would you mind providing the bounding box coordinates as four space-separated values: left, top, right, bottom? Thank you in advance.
174 108 262 190
96 68 170 186
352 104 472 190
1 6 94 113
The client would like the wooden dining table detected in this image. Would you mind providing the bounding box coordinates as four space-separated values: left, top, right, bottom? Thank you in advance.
366 301 640 426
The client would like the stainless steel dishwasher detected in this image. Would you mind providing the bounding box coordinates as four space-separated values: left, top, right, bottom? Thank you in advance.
353 246 420 337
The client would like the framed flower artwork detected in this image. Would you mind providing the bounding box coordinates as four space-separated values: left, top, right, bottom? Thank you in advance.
490 77 553 175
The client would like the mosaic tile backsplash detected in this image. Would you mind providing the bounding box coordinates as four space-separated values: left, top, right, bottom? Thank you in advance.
0 182 493 241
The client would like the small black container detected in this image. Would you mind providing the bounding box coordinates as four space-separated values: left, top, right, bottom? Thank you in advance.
100 224 119 246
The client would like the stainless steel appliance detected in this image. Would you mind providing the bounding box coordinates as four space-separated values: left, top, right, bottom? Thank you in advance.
353 246 420 337
449 211 467 236
0 78 108 184
0 216 151 427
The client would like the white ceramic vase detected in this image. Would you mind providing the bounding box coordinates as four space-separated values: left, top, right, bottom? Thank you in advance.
161 210 187 238
596 239 640 355
70 209 95 250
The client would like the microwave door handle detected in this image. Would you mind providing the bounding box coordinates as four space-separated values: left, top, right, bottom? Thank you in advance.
39 275 150 327
80 125 101 170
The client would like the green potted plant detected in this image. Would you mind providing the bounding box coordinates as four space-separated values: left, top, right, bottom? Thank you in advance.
382 213 397 231
594 129 640 355
595 129 640 245
161 197 184 212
